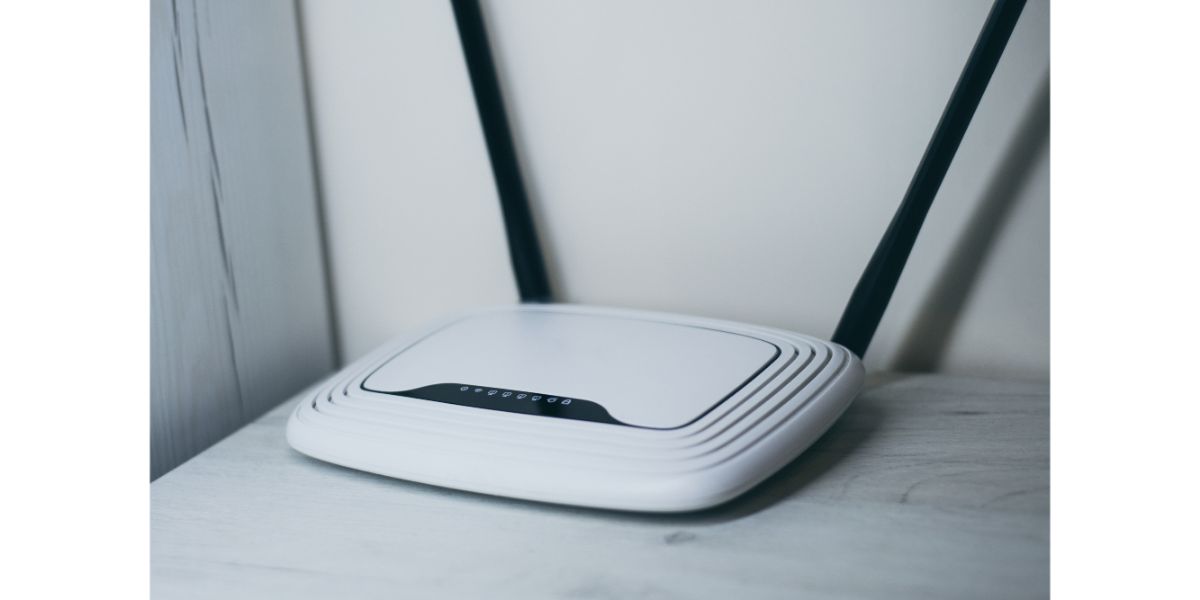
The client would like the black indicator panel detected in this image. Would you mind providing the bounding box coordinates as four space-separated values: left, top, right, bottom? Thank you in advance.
377 383 624 426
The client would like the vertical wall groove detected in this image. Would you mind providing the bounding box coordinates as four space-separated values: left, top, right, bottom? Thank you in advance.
293 0 344 368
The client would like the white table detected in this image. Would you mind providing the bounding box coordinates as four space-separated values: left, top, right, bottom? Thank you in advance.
152 373 1049 599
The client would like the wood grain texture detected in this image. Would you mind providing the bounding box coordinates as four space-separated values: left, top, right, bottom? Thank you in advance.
151 0 335 479
151 373 1049 599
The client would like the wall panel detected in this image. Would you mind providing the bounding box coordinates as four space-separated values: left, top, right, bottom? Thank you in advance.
150 0 335 479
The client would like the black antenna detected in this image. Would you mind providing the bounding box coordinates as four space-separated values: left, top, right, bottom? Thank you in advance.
831 0 1026 358
450 0 553 302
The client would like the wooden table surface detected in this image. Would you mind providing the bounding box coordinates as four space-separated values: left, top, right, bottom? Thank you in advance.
151 373 1049 599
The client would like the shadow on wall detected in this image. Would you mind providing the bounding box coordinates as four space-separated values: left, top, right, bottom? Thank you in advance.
893 70 1050 373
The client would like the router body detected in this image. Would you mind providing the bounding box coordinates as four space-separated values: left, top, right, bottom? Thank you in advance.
288 304 863 512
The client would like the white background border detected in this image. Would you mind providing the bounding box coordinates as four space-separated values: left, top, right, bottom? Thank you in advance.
1 1 148 597
3 0 1199 597
1052 0 1200 597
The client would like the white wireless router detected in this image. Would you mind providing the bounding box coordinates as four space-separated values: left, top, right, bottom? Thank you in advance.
288 304 862 511
287 0 1026 512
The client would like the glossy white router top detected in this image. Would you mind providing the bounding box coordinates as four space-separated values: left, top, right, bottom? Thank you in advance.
362 310 778 428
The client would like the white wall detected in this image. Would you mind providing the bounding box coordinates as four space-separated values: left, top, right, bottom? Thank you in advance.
300 0 1049 381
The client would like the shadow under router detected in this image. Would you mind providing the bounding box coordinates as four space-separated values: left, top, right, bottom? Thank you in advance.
286 0 1027 512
